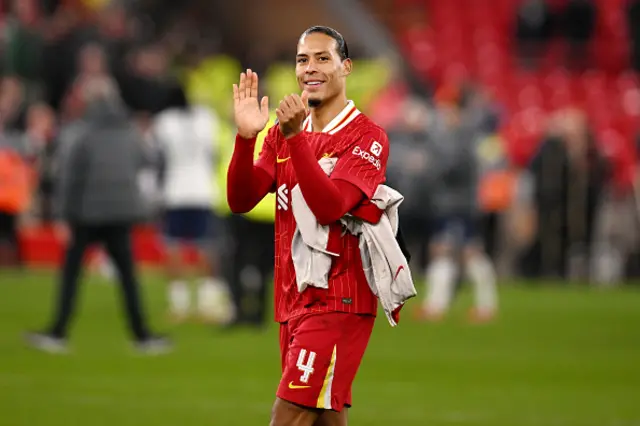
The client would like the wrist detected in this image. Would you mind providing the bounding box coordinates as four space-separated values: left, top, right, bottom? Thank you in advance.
236 133 257 144
285 131 305 144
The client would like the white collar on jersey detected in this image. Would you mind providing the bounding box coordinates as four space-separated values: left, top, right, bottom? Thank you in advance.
303 100 361 134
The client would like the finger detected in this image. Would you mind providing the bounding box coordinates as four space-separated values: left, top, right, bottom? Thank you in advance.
279 99 290 115
293 93 306 114
275 108 283 122
289 96 302 117
285 94 297 110
238 73 246 100
245 69 253 99
301 90 309 114
251 71 259 99
260 96 269 120
233 84 239 105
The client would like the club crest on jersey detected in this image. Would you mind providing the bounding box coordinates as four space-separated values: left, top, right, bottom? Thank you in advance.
352 146 381 170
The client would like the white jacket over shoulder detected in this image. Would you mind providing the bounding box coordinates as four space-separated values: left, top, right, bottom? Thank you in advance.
290 158 417 327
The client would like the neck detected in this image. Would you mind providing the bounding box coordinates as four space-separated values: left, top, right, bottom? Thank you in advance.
310 94 348 132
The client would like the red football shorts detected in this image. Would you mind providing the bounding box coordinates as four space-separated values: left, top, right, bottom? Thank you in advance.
276 312 375 412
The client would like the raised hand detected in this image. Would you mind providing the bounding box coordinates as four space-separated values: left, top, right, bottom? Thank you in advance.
276 91 309 139
233 69 269 139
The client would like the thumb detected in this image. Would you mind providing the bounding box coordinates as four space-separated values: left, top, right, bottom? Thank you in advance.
260 96 269 119
301 91 310 115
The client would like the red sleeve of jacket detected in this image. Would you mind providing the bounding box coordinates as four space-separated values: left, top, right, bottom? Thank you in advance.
287 133 364 225
227 134 275 213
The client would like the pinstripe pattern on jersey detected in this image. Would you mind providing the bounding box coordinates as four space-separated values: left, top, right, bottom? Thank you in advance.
257 103 390 323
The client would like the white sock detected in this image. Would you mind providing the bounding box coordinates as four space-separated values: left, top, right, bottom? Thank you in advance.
465 254 498 314
592 243 623 286
197 278 219 312
424 257 457 314
95 250 116 282
169 281 190 316
197 277 234 323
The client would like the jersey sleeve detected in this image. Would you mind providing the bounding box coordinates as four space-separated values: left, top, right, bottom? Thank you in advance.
254 124 279 181
330 126 389 199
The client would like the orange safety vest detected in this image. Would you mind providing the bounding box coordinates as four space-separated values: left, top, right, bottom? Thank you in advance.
478 169 518 213
0 149 34 214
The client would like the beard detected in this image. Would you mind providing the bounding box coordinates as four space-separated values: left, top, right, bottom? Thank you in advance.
307 97 322 108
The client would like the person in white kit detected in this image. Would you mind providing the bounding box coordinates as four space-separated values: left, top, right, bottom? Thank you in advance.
154 86 229 323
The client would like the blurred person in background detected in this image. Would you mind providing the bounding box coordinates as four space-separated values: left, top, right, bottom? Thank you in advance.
0 77 37 267
23 103 58 223
522 108 609 280
418 86 498 322
40 5 90 112
60 42 110 122
560 0 596 70
588 86 640 283
153 85 230 324
0 114 33 268
25 76 170 354
119 43 172 115
134 112 164 220
62 42 117 278
0 76 27 131
515 0 553 68
90 110 166 282
40 1 134 112
3 0 45 103
465 87 515 273
90 1 133 77
75 42 110 83
226 110 276 330
386 97 434 279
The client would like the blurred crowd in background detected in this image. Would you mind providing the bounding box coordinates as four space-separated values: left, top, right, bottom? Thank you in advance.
0 0 639 321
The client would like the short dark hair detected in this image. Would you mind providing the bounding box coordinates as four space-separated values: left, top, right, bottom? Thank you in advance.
166 84 189 110
301 26 349 61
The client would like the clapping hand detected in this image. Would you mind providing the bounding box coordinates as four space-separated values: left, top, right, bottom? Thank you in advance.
276 91 309 139
233 69 269 140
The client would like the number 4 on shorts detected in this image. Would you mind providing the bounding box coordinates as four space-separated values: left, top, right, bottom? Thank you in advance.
296 349 316 383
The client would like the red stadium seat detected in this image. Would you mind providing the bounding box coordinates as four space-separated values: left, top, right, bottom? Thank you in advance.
391 0 636 161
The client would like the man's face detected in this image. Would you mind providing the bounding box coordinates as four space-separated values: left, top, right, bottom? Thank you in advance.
28 104 55 135
0 77 24 116
296 32 351 107
79 45 106 76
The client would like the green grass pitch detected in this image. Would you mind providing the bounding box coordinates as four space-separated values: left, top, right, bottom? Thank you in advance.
1 269 639 426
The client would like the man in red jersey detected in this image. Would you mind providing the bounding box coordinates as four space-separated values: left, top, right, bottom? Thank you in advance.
227 26 391 426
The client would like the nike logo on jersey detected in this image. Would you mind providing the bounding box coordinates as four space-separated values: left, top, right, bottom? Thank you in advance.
279 153 331 164
288 381 311 390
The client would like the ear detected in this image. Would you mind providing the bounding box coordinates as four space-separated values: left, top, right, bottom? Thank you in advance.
342 58 353 77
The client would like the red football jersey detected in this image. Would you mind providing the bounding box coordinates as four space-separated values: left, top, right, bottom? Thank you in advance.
255 101 390 323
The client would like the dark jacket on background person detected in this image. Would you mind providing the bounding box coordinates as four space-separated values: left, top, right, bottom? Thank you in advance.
56 99 147 225
523 134 609 277
386 129 434 220
426 111 480 218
